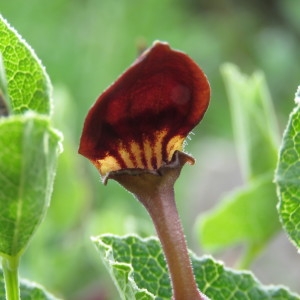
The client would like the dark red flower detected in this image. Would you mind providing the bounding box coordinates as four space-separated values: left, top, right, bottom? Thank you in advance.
79 41 211 300
79 41 210 177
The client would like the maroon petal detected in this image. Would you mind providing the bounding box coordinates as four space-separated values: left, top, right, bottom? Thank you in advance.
79 41 210 176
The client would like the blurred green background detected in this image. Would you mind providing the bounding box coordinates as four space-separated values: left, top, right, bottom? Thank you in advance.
1 0 300 299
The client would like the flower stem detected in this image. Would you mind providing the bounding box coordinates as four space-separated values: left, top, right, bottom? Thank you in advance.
137 185 207 300
109 152 208 299
2 255 20 300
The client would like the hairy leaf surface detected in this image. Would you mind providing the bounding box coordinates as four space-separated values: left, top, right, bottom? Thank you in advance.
0 15 51 115
0 114 61 256
93 234 299 300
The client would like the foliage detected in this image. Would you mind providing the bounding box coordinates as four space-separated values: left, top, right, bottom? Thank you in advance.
0 115 61 256
197 65 281 267
94 234 299 300
0 15 51 115
275 87 300 249
0 15 61 299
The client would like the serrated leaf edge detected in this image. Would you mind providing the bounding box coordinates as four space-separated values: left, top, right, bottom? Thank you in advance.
91 234 155 300
0 14 53 116
93 234 300 299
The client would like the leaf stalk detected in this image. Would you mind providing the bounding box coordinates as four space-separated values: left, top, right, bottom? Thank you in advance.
2 255 20 300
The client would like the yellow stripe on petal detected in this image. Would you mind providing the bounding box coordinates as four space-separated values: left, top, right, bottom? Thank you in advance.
153 130 167 168
166 135 185 162
130 141 144 168
97 156 121 176
119 146 135 169
95 132 185 176
143 136 153 169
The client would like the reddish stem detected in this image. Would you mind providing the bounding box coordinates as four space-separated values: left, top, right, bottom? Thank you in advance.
108 152 208 299
137 185 207 300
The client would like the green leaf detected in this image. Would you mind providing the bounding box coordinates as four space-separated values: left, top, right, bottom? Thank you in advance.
0 15 52 115
196 65 281 264
197 174 280 252
221 64 279 181
0 268 60 300
275 87 300 249
0 114 62 257
93 234 300 300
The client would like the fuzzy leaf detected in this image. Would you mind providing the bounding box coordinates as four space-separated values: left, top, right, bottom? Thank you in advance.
275 88 300 249
93 234 299 300
0 114 62 256
0 15 52 115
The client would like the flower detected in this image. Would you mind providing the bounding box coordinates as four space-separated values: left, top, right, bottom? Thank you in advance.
79 41 210 179
78 41 211 300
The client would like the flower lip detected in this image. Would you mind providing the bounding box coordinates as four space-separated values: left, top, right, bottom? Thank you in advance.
79 41 210 176
103 150 195 185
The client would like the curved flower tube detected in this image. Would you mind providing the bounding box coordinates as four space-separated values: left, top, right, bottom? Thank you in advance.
79 41 210 300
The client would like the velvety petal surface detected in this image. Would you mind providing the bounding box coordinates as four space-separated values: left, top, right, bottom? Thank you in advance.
79 41 210 176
